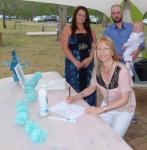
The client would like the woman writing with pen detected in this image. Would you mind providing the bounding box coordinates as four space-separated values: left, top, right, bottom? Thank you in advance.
66 36 136 138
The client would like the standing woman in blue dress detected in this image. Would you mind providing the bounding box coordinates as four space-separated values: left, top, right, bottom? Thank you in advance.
60 6 97 106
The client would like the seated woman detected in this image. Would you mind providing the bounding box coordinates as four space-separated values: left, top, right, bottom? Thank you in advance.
66 36 136 138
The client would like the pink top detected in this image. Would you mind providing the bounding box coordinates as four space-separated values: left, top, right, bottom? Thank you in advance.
91 62 136 112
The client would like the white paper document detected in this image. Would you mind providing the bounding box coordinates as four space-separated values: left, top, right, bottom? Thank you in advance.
49 101 85 120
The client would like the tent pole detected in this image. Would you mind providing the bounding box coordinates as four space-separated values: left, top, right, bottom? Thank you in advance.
123 0 132 23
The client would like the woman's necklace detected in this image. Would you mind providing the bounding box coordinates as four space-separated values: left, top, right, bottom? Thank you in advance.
101 61 114 106
102 61 114 74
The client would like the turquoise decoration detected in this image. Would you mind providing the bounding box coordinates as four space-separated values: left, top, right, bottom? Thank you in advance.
15 112 28 126
2 50 29 83
16 104 29 113
29 128 48 144
34 72 42 78
25 120 48 143
16 100 28 107
15 72 48 143
25 120 39 135
10 50 20 82
25 92 37 103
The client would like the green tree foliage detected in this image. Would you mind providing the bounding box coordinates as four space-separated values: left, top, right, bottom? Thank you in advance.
16 2 33 20
0 0 21 28
0 1 103 27
30 2 58 16
130 1 143 21
18 2 58 20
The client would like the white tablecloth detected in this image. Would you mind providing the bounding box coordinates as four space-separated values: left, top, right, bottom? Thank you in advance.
0 72 132 150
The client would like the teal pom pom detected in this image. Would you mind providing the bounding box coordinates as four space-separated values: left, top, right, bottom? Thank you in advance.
25 120 48 143
25 120 38 135
30 80 37 87
24 86 34 93
15 112 28 126
16 104 29 113
34 72 42 78
29 128 48 144
25 92 37 103
24 81 32 87
16 100 27 107
25 89 36 95
15 71 48 143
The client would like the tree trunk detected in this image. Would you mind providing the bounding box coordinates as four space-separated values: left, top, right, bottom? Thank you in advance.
3 14 7 28
102 15 108 27
57 5 67 41
14 18 16 29
0 32 2 44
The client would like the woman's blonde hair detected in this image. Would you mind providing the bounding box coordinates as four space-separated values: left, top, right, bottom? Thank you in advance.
94 36 119 75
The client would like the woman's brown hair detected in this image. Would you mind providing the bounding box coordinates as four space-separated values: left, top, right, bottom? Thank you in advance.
71 6 92 37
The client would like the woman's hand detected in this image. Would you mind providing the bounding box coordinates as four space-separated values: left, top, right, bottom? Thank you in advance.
66 96 73 104
65 95 77 104
82 57 92 68
65 92 84 104
85 106 104 115
74 60 83 70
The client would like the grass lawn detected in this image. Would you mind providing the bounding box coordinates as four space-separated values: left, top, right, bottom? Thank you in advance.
0 20 146 79
0 20 64 78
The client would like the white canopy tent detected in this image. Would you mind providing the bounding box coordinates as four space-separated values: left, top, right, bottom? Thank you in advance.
24 0 147 17
131 0 147 15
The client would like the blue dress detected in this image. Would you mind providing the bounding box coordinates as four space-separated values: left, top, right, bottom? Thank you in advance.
65 33 96 106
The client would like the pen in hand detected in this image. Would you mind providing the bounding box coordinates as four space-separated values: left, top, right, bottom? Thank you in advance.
69 86 71 97
68 86 71 103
